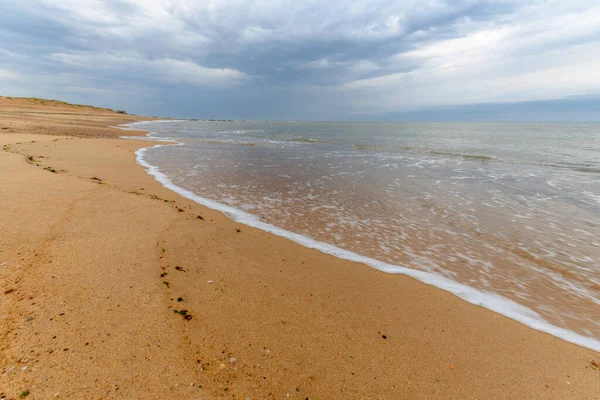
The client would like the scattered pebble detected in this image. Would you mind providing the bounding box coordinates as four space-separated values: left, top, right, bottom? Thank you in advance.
207 280 214 284
0 262 6 266
229 357 237 364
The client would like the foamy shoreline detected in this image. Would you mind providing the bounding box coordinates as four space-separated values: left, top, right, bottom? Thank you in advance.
122 120 600 352
2 97 598 398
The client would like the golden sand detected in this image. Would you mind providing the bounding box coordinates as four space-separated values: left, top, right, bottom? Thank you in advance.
0 97 599 399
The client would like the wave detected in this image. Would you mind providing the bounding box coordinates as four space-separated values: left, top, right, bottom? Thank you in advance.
191 139 258 146
216 129 265 135
290 137 324 143
121 121 600 352
352 144 414 152
539 162 600 175
429 151 494 161
352 144 494 161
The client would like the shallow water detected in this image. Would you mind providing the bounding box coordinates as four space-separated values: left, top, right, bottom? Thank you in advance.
124 120 600 347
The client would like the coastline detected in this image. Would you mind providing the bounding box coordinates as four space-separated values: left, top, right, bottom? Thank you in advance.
126 121 600 353
1 101 599 398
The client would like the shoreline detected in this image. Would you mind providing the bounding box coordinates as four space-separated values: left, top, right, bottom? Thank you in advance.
1 102 599 398
123 120 600 353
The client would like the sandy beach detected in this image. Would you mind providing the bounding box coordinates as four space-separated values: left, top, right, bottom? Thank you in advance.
1 97 599 399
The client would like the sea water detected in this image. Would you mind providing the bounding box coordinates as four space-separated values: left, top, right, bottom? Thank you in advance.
123 120 600 350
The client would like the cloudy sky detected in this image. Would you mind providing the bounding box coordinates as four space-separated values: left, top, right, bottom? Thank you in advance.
1 0 600 120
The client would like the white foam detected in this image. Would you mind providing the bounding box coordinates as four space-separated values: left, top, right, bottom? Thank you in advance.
125 119 188 126
121 122 600 353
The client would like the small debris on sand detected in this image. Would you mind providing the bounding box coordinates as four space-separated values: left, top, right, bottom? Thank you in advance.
174 309 193 321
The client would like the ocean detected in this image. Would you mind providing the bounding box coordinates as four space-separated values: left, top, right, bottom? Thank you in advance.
122 120 600 351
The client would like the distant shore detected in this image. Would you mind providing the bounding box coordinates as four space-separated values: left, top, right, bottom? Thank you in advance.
0 96 598 399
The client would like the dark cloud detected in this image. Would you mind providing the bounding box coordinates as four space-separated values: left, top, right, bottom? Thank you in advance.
1 0 599 120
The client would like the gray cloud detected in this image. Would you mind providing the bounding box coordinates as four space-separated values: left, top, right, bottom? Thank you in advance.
1 0 599 119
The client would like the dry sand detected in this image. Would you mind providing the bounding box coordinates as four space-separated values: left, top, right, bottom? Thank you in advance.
0 97 599 399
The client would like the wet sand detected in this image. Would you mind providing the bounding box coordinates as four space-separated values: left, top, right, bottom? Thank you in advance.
0 97 599 399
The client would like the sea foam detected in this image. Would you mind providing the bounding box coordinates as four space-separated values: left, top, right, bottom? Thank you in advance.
121 121 600 353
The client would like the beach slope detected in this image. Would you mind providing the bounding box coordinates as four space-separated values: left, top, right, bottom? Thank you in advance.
0 98 598 399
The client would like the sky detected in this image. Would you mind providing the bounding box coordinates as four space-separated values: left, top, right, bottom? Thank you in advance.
1 0 600 121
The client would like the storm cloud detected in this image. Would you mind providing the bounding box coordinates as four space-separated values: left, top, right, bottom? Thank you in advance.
1 0 599 120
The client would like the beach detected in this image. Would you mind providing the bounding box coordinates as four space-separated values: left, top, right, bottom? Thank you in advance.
1 97 599 399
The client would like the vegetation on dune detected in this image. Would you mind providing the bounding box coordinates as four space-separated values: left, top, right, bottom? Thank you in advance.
1 95 127 114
